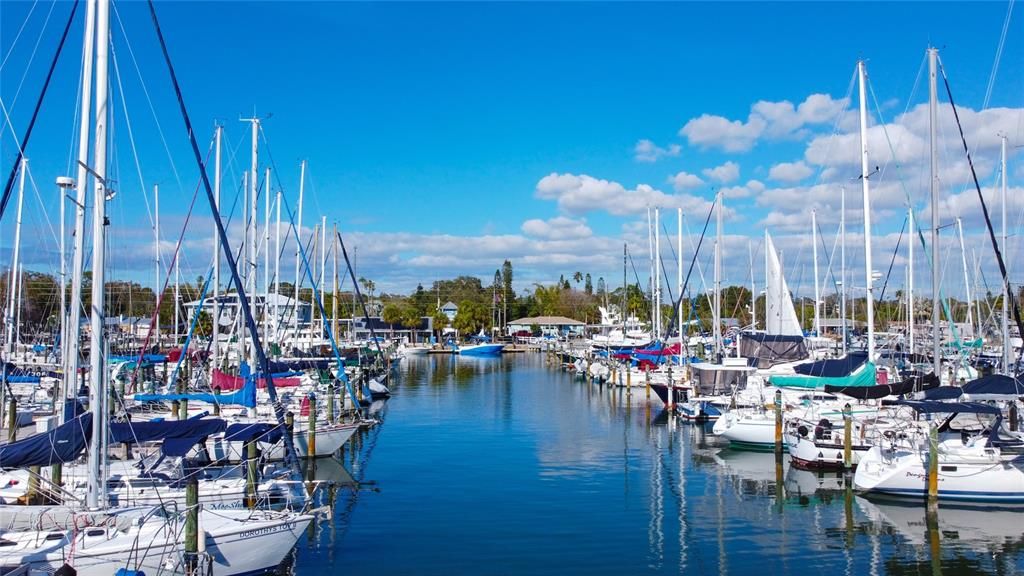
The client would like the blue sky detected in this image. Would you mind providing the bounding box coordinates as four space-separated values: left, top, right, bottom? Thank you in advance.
1 1 1021 301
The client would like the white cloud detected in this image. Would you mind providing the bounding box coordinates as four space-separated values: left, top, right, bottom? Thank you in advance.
720 179 765 199
702 161 740 184
520 216 593 240
535 172 722 218
679 93 849 152
669 170 704 191
768 160 813 183
634 139 681 163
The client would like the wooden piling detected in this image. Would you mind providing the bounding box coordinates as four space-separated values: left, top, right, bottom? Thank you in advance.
245 440 258 509
171 399 180 420
1010 402 1019 432
179 398 189 421
184 475 199 575
26 465 39 505
308 394 318 466
774 389 783 456
327 383 335 424
213 386 221 416
927 424 939 506
6 397 16 442
842 403 852 469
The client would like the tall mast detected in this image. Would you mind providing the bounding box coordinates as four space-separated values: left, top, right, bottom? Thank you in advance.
174 247 179 344
677 207 683 365
263 167 271 343
928 47 941 376
241 116 260 364
274 189 281 344
6 159 27 358
812 209 820 335
1001 134 1010 373
292 160 305 345
240 171 248 359
858 60 876 362
714 191 722 359
908 207 914 356
622 243 627 336
64 0 96 421
86 0 110 509
956 217 973 339
332 222 338 341
647 207 654 333
749 239 755 330
654 207 661 339
840 186 847 355
320 215 326 339
57 175 74 384
212 126 221 372
154 185 160 347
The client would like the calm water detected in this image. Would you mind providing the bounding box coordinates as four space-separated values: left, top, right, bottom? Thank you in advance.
294 353 1024 575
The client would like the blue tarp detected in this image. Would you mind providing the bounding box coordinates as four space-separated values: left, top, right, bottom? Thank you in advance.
894 400 1002 415
109 418 226 444
161 436 206 457
962 374 1024 399
224 422 283 445
0 413 92 469
794 352 868 377
134 376 256 409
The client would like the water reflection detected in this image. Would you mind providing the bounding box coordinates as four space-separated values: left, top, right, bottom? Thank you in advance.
294 353 1024 576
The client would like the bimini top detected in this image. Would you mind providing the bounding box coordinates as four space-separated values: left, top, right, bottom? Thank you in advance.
894 400 1002 415
961 373 1024 400
794 351 868 377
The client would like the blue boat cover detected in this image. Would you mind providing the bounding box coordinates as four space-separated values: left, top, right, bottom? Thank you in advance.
161 436 206 457
920 385 964 400
894 400 1002 415
794 352 868 377
109 418 226 444
962 374 1024 399
0 413 92 469
109 354 167 363
134 377 256 408
224 422 283 444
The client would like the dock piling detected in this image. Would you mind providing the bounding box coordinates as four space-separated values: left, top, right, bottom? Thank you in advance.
774 389 783 456
842 403 852 469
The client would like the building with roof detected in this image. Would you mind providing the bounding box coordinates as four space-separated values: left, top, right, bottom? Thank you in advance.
507 316 585 337
440 301 459 322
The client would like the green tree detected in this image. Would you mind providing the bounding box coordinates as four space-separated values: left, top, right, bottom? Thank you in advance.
584 273 592 295
453 299 488 335
432 308 449 341
401 306 423 343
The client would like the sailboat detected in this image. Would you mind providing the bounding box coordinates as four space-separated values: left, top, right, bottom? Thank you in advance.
0 1 314 573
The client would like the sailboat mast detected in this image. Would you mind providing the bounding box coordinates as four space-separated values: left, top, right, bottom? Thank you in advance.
293 160 305 346
812 209 820 335
840 186 847 355
749 239 755 330
654 207 661 339
677 207 682 364
714 191 722 359
64 0 96 421
274 189 281 344
212 126 221 372
908 207 915 355
622 243 627 336
320 215 326 340
956 217 973 339
243 117 260 364
6 159 27 358
857 60 876 362
263 167 271 345
1001 134 1010 373
86 0 110 508
928 47 941 377
647 207 654 333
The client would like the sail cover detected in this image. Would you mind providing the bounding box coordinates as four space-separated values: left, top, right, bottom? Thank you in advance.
770 352 875 389
211 368 301 391
738 332 808 368
961 373 1024 400
764 231 803 337
0 413 92 469
109 418 227 444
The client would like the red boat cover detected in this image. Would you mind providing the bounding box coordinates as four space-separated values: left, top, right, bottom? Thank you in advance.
211 369 301 391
